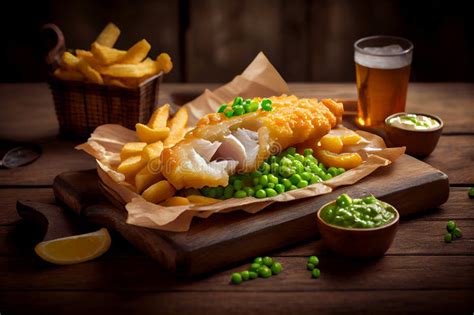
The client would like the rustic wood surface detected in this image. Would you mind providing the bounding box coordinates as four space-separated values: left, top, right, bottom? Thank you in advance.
0 83 473 314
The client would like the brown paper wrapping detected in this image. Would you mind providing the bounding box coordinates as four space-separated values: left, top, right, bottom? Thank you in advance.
77 52 405 232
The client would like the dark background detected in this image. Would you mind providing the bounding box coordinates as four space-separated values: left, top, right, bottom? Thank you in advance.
2 0 473 83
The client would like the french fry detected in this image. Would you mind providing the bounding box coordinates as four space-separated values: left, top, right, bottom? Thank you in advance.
94 22 121 47
141 141 164 162
53 68 84 81
101 58 159 78
141 180 176 204
117 155 147 179
77 58 104 84
108 78 129 88
60 52 80 70
120 142 147 160
136 123 170 143
75 49 93 58
135 166 164 194
119 39 151 64
164 107 189 147
156 53 173 73
91 42 127 65
147 104 170 129
186 195 220 205
162 196 190 207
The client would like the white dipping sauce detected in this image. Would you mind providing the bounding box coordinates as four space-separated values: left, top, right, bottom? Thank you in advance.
388 114 440 131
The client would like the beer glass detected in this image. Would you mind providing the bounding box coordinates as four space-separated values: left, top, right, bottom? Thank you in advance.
354 36 413 127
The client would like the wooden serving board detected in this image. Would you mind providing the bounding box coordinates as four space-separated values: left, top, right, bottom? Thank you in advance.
22 154 448 275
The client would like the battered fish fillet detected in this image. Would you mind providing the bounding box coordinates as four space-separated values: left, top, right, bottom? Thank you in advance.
161 95 343 189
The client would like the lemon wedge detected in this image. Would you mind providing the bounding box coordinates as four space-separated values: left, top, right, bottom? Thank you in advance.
35 228 111 265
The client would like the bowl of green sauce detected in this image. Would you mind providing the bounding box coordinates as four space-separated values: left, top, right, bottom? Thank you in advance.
316 193 399 257
385 112 443 157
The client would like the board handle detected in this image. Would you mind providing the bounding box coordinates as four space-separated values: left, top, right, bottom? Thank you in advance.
41 23 66 71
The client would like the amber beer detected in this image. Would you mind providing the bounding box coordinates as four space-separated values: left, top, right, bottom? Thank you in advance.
354 36 413 127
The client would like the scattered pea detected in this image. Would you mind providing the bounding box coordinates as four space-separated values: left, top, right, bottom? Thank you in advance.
308 256 319 266
258 266 272 278
307 263 315 271
231 272 242 284
262 256 273 267
444 233 452 243
311 268 321 279
469 187 474 198
254 257 263 264
271 262 283 275
453 227 462 239
249 271 258 279
447 220 456 232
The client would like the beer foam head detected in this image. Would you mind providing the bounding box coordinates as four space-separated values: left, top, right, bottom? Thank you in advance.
355 44 412 69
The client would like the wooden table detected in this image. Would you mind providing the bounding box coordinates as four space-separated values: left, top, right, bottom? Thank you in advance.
0 83 473 314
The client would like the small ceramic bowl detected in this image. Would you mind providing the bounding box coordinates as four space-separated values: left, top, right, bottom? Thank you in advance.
316 200 399 257
385 112 443 158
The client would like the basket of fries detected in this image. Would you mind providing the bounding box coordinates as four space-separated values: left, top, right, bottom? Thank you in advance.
43 23 173 138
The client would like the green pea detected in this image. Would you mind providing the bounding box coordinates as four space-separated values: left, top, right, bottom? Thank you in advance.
233 106 245 116
243 103 251 113
254 184 263 191
290 174 302 185
200 186 210 196
453 227 462 239
244 98 252 105
311 268 321 279
255 189 267 198
447 220 456 232
270 163 280 175
308 256 319 265
297 180 308 188
239 270 250 281
336 193 352 207
279 166 293 178
307 263 315 271
294 154 304 163
218 104 227 113
280 157 293 166
469 187 474 198
265 188 278 197
244 187 255 197
318 162 326 171
444 233 452 243
233 96 243 106
281 178 292 189
310 174 322 184
267 183 275 189
304 148 313 156
289 185 297 191
293 161 304 173
225 110 234 118
249 101 259 112
254 257 263 264
258 266 272 278
261 98 272 108
261 101 272 111
363 195 376 204
250 263 261 272
321 173 332 181
233 179 243 191
249 271 258 279
328 167 339 177
231 272 242 284
337 167 345 175
268 174 279 184
275 184 285 194
223 185 234 199
259 175 269 187
234 190 247 198
271 262 282 275
259 162 271 174
301 172 312 181
208 187 217 198
286 147 296 156
262 256 273 267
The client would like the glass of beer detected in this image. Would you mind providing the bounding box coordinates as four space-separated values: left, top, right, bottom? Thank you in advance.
354 36 413 127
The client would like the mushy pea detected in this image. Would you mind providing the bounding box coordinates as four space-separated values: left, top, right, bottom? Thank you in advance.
388 113 440 131
320 194 396 228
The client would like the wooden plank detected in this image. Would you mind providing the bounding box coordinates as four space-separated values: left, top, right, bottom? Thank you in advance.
0 138 95 186
0 188 54 225
424 135 474 184
0 255 473 291
50 154 449 275
1 290 473 315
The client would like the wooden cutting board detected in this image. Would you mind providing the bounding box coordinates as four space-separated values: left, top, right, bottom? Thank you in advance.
18 154 448 275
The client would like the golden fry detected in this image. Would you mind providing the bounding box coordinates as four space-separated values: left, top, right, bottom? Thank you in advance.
101 58 159 78
136 123 169 143
75 49 93 58
164 107 189 147
141 141 164 162
119 39 151 64
60 52 80 70
186 195 220 205
53 68 84 81
135 166 164 194
314 150 363 170
141 180 176 204
147 104 170 129
77 58 103 84
120 142 147 160
94 22 121 47
162 196 190 207
117 155 147 179
156 53 173 73
91 42 127 65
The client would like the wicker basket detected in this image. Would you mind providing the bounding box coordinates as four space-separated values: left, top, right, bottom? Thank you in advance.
43 24 163 138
